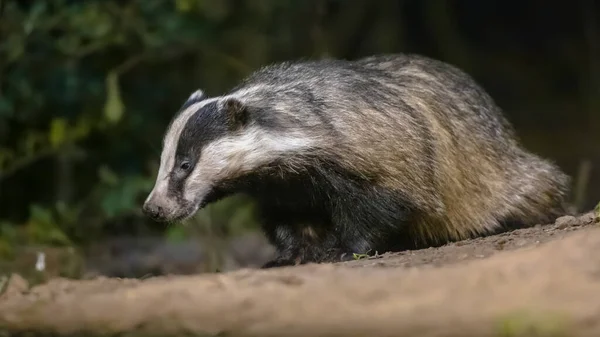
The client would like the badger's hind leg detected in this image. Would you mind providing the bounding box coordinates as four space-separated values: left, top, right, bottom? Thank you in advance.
329 189 418 258
492 151 571 232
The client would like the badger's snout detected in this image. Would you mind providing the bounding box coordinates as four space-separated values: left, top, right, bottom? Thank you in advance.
142 200 166 220
142 190 178 221
142 187 196 222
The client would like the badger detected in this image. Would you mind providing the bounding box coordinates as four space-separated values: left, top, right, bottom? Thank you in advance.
142 53 571 268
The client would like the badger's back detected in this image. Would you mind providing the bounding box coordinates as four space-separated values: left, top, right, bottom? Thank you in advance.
232 54 570 245
355 54 570 241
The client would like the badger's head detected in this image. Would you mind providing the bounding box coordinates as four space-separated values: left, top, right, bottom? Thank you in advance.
142 89 317 222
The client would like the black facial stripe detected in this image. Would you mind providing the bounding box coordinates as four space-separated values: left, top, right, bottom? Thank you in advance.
162 94 209 146
165 101 229 199
165 97 241 205
167 93 209 129
167 170 186 201
176 101 229 159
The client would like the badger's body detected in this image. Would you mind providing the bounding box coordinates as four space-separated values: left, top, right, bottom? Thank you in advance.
143 53 571 268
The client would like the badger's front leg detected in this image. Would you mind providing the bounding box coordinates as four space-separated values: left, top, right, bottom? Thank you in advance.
260 223 300 268
261 223 339 268
260 219 371 268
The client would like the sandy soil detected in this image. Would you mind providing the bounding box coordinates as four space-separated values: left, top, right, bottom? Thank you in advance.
1 211 599 337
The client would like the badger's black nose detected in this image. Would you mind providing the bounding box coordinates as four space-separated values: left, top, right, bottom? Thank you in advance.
142 202 163 220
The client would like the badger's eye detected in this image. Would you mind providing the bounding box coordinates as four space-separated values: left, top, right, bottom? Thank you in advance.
180 162 191 171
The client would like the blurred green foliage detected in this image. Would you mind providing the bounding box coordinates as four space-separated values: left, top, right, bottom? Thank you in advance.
0 0 292 254
0 0 597 257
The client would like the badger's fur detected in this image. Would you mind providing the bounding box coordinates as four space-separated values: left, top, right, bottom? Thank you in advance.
143 53 571 268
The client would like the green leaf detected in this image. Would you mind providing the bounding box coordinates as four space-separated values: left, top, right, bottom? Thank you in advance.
103 71 125 123
24 203 72 246
352 253 369 260
594 202 600 221
24 2 48 35
55 201 80 225
29 204 54 227
49 118 68 148
46 228 72 245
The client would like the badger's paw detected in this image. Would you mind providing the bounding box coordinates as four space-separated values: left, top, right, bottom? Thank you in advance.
261 258 298 269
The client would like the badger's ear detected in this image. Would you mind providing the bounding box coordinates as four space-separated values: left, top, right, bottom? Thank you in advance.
179 89 207 111
188 89 205 101
223 97 249 130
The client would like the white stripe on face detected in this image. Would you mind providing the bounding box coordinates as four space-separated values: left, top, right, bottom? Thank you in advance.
183 125 319 202
146 92 218 203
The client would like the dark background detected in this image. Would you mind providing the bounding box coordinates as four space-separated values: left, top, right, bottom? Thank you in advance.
0 0 598 273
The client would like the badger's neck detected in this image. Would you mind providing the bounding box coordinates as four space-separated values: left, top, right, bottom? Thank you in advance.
208 156 366 212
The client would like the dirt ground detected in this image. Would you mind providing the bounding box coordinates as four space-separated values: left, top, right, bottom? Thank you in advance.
341 212 597 269
1 211 600 337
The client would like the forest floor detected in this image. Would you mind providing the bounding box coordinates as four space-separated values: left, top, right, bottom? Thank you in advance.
1 211 600 337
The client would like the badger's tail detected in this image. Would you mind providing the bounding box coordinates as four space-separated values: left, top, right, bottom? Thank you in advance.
494 150 571 229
